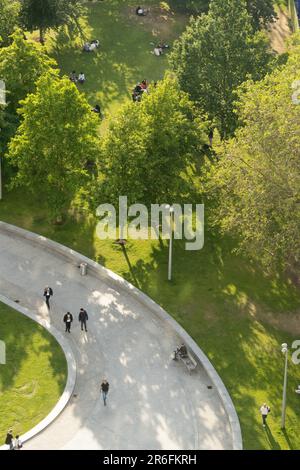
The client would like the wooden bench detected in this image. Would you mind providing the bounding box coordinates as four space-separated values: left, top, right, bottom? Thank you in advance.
178 351 197 374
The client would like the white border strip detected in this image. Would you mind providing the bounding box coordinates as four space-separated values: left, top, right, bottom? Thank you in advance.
0 293 76 450
0 221 242 450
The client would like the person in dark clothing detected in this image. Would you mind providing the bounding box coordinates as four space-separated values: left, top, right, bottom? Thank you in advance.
63 312 73 333
78 308 88 332
173 343 188 360
5 430 14 450
101 378 109 406
43 286 53 310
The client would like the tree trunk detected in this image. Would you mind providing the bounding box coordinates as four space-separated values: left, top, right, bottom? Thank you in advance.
39 27 45 45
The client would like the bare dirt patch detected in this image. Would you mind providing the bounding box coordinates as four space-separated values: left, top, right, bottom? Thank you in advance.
268 7 291 54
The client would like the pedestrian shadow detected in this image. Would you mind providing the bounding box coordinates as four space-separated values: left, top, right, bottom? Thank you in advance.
282 429 294 450
264 424 281 450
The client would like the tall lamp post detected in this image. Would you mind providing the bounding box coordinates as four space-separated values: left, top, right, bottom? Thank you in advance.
281 343 288 429
165 205 174 281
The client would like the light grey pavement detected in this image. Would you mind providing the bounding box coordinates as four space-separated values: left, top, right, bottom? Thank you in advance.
0 228 234 450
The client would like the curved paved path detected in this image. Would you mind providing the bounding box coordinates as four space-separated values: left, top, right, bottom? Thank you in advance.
0 227 235 450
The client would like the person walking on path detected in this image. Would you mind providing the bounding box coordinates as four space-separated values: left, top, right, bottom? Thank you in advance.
260 403 271 427
78 308 88 332
43 286 53 310
13 435 23 450
101 378 109 406
5 430 14 450
63 312 73 333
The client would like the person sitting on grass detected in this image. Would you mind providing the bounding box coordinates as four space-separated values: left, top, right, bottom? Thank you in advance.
69 71 77 83
83 40 100 52
78 72 86 84
92 104 103 118
136 6 147 16
140 79 148 90
83 42 91 52
154 42 169 56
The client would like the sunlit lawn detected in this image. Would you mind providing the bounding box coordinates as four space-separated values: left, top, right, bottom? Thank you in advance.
46 0 188 127
0 301 67 443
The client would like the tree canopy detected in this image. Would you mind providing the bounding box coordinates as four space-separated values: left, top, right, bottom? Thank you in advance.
19 0 86 42
98 76 208 208
6 74 100 219
0 0 20 47
204 44 300 274
0 30 57 113
170 0 273 138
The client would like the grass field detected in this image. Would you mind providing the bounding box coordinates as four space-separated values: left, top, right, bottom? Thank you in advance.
46 0 188 127
0 301 67 443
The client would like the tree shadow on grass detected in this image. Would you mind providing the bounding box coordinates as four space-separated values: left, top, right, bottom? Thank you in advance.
116 233 300 449
50 1 177 111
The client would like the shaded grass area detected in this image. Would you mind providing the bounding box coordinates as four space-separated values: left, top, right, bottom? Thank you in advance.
0 300 67 443
47 0 188 127
0 188 300 449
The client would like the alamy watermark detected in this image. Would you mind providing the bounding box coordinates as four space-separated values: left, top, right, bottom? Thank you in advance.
96 197 204 251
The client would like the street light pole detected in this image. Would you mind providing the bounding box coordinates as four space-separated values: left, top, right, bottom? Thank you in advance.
281 343 288 429
168 206 174 281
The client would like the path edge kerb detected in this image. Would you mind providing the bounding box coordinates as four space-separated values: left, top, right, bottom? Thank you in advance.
0 221 243 450
0 292 76 451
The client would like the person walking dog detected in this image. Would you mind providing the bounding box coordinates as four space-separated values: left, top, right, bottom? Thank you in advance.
63 312 73 333
78 308 88 332
101 378 109 406
43 286 53 309
260 403 271 427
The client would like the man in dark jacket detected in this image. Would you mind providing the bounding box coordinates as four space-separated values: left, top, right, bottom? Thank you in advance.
43 286 53 309
101 379 109 406
63 312 73 333
78 308 88 332
5 430 14 450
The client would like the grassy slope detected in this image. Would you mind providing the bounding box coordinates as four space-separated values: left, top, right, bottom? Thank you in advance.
0 301 67 442
0 189 300 449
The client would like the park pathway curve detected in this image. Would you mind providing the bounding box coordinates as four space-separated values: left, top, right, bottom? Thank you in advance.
0 223 240 450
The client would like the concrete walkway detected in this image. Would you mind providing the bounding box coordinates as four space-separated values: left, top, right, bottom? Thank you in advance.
0 228 234 450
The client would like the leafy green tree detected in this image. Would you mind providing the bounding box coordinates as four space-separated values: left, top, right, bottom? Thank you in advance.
246 0 276 30
6 74 99 220
205 44 300 274
0 0 20 47
19 0 86 43
0 30 57 113
169 0 276 30
170 0 273 138
98 76 208 207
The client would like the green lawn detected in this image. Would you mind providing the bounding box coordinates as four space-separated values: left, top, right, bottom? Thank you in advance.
0 188 300 449
0 301 67 443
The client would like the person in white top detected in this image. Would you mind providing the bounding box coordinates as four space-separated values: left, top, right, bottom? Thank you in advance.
78 73 85 84
260 403 270 427
13 435 22 450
